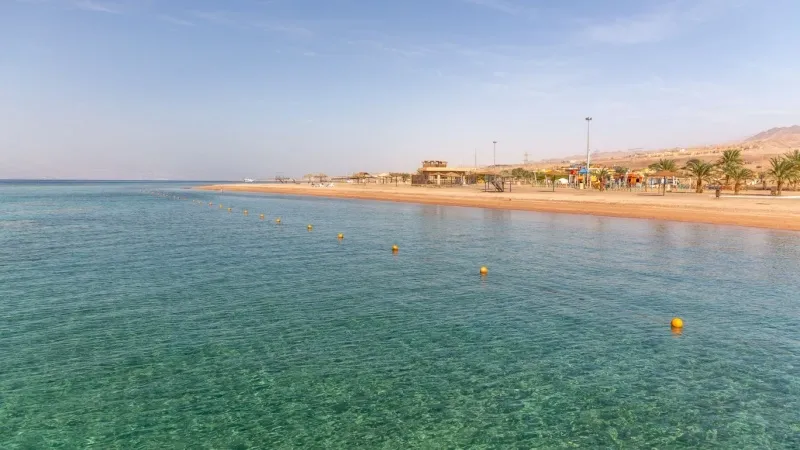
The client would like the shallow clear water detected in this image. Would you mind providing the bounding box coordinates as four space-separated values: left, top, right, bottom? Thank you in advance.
1 181 799 448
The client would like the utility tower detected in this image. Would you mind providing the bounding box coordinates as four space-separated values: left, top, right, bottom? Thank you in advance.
524 152 529 165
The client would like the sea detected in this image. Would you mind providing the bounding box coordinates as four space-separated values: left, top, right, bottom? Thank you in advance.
1 180 798 449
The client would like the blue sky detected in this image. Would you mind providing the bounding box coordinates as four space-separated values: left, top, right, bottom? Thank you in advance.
2 0 799 179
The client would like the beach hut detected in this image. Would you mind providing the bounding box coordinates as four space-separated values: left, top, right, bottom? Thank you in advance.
413 161 476 186
625 172 644 187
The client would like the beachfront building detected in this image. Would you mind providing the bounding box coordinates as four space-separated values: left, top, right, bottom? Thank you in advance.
412 161 477 186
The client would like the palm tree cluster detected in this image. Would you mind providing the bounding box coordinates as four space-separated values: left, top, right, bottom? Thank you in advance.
686 148 800 195
768 150 800 195
680 148 754 194
683 159 716 193
715 149 753 195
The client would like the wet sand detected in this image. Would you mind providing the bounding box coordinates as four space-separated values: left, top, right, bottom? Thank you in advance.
196 183 800 232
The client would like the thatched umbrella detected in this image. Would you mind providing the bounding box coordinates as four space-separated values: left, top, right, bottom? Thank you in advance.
650 170 678 178
649 170 679 194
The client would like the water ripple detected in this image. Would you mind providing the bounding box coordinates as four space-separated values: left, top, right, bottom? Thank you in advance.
0 182 799 448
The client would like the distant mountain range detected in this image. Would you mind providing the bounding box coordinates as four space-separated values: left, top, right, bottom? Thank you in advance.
534 125 800 171
744 125 800 144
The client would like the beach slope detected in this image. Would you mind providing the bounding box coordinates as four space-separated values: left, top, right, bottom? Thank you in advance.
196 183 800 232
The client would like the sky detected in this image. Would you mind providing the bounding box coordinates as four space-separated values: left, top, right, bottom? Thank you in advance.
2 0 800 179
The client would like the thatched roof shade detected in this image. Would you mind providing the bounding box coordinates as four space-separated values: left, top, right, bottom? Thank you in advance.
650 170 679 177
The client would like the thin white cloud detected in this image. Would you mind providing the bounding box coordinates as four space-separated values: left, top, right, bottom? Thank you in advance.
190 10 238 26
256 21 314 38
582 0 739 45
157 15 194 26
73 0 120 14
347 39 432 58
460 0 530 16
584 11 676 45
190 10 315 38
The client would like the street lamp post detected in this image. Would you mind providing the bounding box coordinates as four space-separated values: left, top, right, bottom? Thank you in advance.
585 117 592 189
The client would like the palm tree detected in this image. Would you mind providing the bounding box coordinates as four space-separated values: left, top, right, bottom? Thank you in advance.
784 150 800 166
717 149 744 189
726 166 754 195
648 158 678 172
684 159 716 193
758 171 768 190
784 150 800 190
717 148 744 167
768 157 795 196
597 168 610 191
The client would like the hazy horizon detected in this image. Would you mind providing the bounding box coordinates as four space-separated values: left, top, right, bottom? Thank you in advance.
3 0 800 179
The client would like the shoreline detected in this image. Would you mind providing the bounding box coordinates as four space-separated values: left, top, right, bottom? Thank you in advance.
195 184 800 232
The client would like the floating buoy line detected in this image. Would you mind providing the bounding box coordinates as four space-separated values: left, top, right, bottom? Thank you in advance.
148 190 684 333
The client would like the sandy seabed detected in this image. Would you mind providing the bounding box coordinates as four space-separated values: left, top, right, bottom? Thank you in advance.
196 183 800 232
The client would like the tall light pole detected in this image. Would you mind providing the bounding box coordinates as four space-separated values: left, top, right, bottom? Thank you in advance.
585 117 592 189
493 141 497 166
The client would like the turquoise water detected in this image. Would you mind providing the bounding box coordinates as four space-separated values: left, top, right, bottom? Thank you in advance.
1 181 799 448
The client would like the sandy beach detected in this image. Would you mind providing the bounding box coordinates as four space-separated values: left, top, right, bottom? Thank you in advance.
196 183 800 232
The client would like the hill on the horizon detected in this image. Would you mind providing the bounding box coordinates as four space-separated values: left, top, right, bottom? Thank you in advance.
745 125 800 143
531 125 800 171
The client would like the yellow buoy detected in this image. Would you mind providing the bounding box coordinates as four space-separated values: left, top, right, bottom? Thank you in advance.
275 218 281 224
260 214 265 220
392 245 399 252
671 317 684 329
219 204 223 208
228 208 232 212
480 266 488 275
307 224 313 231
337 233 344 240
243 209 248 215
